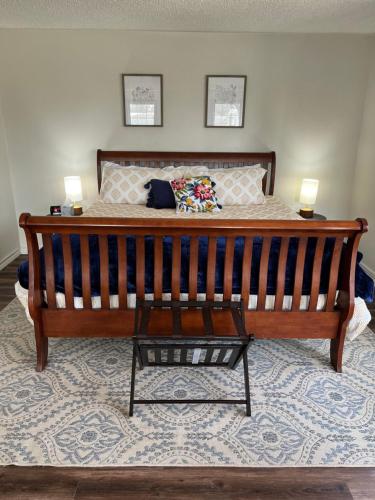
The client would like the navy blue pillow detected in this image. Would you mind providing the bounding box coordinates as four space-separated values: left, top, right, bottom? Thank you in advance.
144 179 176 209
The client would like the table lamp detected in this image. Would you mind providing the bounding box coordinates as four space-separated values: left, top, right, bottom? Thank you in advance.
299 178 319 219
64 176 83 216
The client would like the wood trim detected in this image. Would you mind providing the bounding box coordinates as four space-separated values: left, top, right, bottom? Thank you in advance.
20 214 365 237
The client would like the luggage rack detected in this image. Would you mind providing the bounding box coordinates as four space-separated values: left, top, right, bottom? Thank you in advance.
129 298 253 416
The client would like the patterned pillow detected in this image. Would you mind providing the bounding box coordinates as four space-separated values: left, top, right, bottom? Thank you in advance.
100 166 174 204
211 167 266 205
170 176 221 213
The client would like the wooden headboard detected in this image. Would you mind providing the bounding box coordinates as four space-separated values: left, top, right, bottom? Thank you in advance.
96 150 276 195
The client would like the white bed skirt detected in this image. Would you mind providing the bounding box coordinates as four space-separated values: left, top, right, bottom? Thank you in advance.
15 281 371 341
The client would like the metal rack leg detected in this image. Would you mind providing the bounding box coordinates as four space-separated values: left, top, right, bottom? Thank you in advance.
129 344 137 417
242 345 251 417
136 343 144 370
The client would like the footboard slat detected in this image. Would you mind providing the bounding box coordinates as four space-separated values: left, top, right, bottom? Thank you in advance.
257 237 271 310
172 237 181 300
241 237 253 309
326 238 344 311
136 236 145 299
206 237 217 301
61 235 74 309
80 235 92 309
188 237 199 300
42 234 56 309
154 236 163 300
117 236 127 309
99 235 110 309
292 237 308 311
223 237 235 300
309 237 325 311
274 237 289 311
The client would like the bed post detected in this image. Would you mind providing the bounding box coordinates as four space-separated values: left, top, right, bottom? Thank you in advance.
19 213 48 371
330 218 368 372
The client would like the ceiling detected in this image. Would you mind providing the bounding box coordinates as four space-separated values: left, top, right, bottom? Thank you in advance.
1 0 375 33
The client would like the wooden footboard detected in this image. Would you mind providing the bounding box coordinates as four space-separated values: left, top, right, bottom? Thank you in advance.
19 214 367 372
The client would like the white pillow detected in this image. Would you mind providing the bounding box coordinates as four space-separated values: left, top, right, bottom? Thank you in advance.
211 167 266 205
163 165 209 177
102 161 135 169
100 166 173 204
208 163 262 173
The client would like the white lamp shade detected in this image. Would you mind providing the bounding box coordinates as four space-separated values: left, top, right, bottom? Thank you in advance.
64 176 82 202
299 178 319 205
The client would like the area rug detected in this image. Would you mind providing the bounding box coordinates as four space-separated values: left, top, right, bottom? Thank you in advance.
0 299 374 467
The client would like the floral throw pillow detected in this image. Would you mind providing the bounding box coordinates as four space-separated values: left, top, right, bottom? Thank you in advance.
170 176 221 213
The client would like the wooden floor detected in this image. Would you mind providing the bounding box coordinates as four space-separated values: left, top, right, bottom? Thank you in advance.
0 255 26 311
1 466 375 500
0 255 374 499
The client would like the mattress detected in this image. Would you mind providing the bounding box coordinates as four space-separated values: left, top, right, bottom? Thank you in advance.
84 195 302 220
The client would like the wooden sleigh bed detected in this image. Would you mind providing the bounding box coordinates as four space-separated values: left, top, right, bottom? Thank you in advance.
19 150 368 373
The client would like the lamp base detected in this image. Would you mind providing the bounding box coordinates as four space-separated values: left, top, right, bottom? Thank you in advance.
72 205 83 216
299 208 314 219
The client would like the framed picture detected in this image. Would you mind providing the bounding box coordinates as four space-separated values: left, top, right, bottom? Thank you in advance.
205 75 247 128
122 74 163 126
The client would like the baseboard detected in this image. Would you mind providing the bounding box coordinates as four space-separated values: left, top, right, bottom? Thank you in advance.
360 262 375 281
0 248 20 271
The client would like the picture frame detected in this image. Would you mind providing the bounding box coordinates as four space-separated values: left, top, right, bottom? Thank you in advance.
122 74 163 127
205 75 247 128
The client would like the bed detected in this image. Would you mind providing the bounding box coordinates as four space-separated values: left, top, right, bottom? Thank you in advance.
17 150 373 372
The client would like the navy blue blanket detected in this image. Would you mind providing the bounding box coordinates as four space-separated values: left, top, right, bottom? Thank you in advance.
18 235 374 302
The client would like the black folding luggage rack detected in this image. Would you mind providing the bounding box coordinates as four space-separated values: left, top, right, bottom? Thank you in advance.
129 298 252 417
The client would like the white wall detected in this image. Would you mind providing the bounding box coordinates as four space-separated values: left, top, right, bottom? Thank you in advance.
0 98 18 268
0 30 372 251
351 38 375 275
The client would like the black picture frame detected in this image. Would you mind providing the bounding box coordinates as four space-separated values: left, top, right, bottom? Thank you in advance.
205 75 247 128
122 74 163 127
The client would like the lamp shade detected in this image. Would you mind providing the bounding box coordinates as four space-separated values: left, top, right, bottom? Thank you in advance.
299 178 319 205
64 176 82 202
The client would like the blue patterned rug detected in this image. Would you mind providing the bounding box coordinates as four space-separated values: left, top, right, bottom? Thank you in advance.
0 299 374 466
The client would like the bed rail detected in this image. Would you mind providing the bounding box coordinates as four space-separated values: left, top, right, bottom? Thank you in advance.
19 214 367 372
